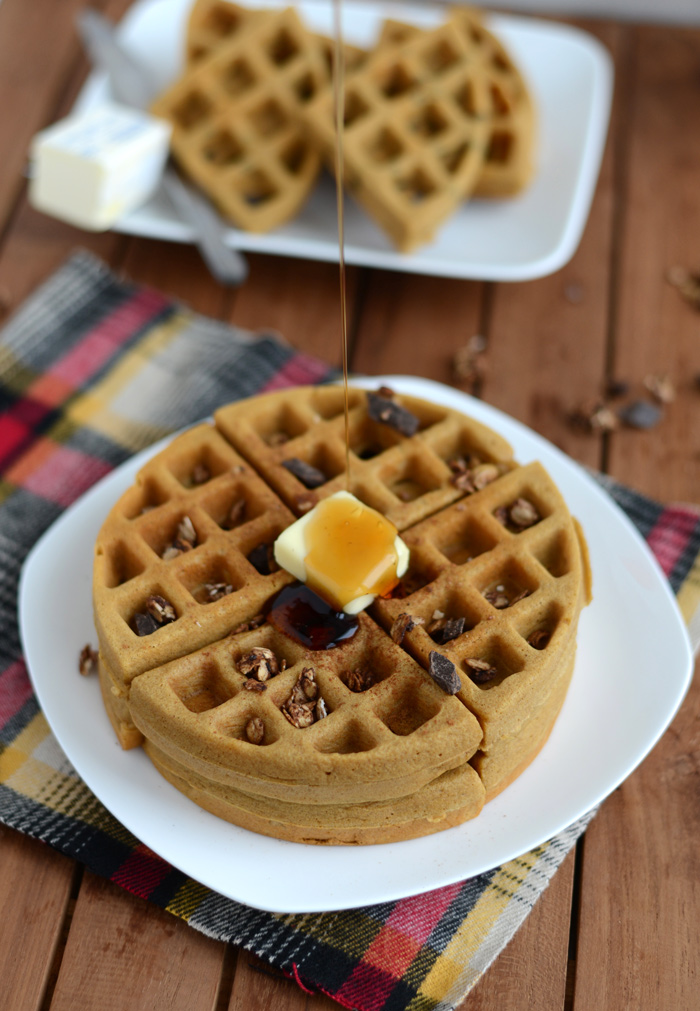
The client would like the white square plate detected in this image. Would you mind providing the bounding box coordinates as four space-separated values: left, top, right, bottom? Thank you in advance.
20 377 692 913
74 0 613 280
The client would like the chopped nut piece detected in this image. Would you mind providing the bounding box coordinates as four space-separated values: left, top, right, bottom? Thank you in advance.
644 373 675 404
245 717 265 744
367 392 419 436
527 628 551 650
146 594 176 624
161 545 183 561
427 651 462 694
484 589 510 609
283 701 316 728
345 667 374 692
192 463 210 485
203 582 233 602
238 646 279 681
316 697 328 720
79 644 98 677
231 614 265 635
225 499 246 529
568 398 618 434
451 460 504 493
268 432 289 447
177 515 197 546
666 265 700 309
451 336 487 393
298 666 318 700
390 612 425 644
294 491 318 513
243 678 267 693
282 668 324 726
618 400 662 430
377 385 395 398
465 658 499 684
508 588 531 606
509 498 540 529
162 515 197 559
282 457 326 489
431 609 446 621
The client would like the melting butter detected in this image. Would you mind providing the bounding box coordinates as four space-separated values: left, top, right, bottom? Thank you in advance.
273 491 408 614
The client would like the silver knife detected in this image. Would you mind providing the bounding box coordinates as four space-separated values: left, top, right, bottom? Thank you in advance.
77 10 248 286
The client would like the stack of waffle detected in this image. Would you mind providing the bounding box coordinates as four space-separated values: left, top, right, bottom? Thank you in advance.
93 386 590 844
150 1 535 250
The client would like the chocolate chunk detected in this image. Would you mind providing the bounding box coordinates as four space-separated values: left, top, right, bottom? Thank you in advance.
282 457 326 488
431 616 466 645
428 651 462 694
367 392 419 437
134 612 160 636
248 543 272 575
618 399 662 430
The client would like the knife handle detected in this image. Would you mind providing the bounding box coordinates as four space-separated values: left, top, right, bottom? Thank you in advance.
161 167 248 286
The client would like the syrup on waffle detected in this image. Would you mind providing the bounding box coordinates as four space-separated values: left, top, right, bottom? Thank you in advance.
92 387 590 844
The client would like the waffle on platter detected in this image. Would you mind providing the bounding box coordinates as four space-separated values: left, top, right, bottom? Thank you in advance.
377 8 535 199
151 2 535 248
93 386 590 844
151 6 328 232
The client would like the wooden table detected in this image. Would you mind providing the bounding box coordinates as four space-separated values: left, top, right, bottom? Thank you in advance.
2 2 699 1008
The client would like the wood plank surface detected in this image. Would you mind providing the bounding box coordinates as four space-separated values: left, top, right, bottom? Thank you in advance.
49 872 226 1011
570 22 700 1011
607 24 700 502
0 829 76 1011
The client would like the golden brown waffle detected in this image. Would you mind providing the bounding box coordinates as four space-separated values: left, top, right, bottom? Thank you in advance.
185 1 368 75
298 18 493 251
93 386 590 844
185 0 263 65
151 6 328 232
377 9 535 198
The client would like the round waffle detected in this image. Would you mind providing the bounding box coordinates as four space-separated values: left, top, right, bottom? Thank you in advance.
92 385 590 844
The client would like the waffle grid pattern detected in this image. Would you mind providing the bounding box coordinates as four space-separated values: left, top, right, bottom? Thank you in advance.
94 387 588 843
152 6 328 231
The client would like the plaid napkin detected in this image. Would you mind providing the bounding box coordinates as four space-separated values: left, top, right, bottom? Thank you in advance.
1 252 698 1011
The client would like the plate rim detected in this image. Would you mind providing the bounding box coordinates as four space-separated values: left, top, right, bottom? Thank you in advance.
18 376 693 913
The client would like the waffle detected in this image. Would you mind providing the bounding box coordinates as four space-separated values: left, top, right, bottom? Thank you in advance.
298 17 493 251
377 9 535 198
185 0 368 75
185 0 262 65
92 386 590 844
151 6 328 232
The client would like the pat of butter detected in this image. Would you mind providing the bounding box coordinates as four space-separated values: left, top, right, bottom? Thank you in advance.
29 103 171 231
274 490 409 615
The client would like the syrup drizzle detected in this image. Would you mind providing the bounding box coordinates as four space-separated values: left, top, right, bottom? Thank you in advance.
268 583 358 650
332 0 350 490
